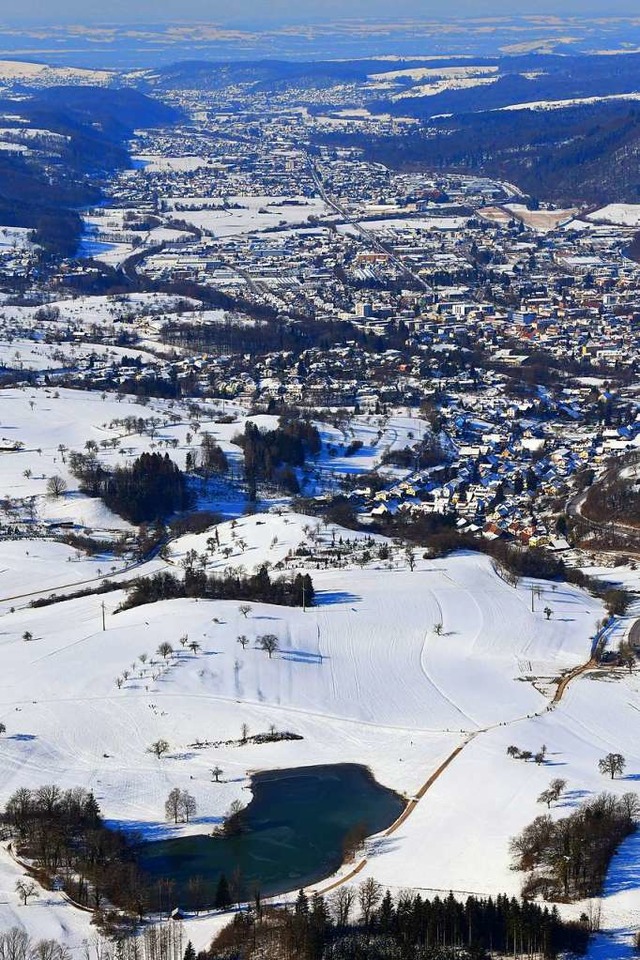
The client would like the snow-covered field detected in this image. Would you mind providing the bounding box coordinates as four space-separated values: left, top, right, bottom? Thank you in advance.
587 204 640 227
2 495 633 952
161 196 330 237
0 384 637 955
0 339 160 372
504 203 580 232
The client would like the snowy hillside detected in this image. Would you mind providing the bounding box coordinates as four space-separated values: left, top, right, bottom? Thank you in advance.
0 502 625 951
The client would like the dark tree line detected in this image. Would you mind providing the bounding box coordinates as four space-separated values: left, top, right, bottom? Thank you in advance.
511 792 639 902
202 887 588 960
162 313 417 360
121 566 314 611
70 451 190 523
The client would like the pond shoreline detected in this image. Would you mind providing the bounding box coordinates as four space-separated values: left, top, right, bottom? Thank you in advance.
137 762 406 909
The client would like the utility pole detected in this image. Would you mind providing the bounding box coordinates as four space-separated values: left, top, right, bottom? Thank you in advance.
101 600 106 632
302 580 306 613
531 586 535 613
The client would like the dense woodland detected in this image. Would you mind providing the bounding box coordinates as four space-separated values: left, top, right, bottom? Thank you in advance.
121 566 314 610
511 793 638 902
236 420 322 497
70 451 190 523
2 785 148 919
202 886 588 960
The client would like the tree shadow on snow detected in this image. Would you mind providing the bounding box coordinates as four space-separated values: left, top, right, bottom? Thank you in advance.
367 836 401 858
106 815 224 841
314 590 360 606
280 649 327 664
599 829 640 895
557 789 590 808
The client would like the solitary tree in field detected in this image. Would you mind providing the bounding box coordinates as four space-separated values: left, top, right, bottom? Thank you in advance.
240 722 250 744
433 622 443 636
22 631 33 642
188 640 200 654
237 635 249 649
258 634 279 658
544 606 553 620
211 766 223 782
46 475 67 499
15 879 38 905
148 739 170 759
239 604 252 619
599 752 626 779
157 642 173 660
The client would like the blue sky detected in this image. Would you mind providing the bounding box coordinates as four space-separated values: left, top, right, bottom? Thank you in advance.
7 0 640 24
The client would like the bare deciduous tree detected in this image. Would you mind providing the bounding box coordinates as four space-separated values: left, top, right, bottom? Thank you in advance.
15 879 39 905
180 791 197 823
258 634 279 659
598 752 626 779
165 787 182 824
358 877 383 928
331 886 356 927
46 475 67 499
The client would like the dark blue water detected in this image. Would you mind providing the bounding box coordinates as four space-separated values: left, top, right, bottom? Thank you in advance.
138 763 404 909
